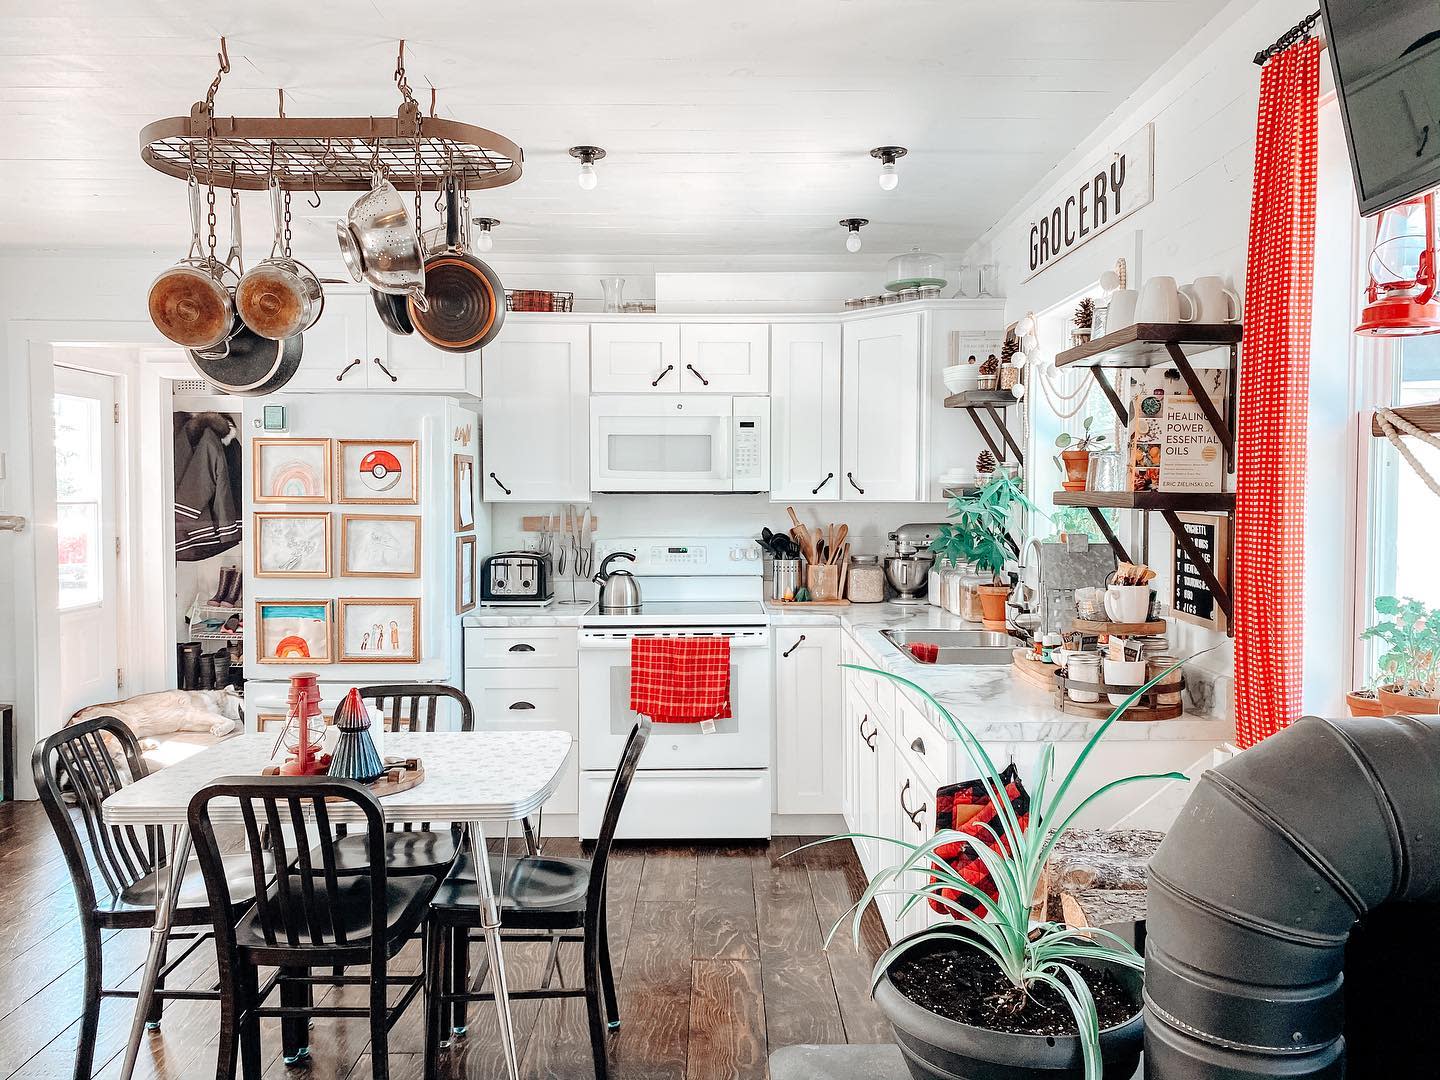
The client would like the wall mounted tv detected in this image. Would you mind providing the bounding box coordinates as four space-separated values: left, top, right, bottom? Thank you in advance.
1320 0 1440 215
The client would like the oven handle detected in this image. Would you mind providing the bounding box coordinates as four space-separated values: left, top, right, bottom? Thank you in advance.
579 633 771 649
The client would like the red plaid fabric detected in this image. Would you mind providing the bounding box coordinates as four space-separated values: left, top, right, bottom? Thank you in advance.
929 764 1030 918
629 637 732 725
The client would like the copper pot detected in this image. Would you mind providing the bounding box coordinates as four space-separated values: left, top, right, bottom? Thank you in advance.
148 178 237 350
236 179 324 340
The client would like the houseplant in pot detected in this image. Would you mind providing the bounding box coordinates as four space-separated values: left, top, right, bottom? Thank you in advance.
797 663 1190 1080
1362 595 1440 714
1056 416 1109 492
931 475 1038 629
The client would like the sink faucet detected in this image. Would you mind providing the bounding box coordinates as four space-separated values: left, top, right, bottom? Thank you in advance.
1010 537 1045 611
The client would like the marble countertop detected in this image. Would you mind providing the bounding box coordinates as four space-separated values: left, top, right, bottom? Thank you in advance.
464 600 593 628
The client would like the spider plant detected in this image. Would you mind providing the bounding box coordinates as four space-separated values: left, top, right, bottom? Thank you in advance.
796 657 1198 1080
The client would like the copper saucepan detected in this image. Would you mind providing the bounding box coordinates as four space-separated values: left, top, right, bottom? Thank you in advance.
236 178 325 341
148 178 237 350
407 176 505 353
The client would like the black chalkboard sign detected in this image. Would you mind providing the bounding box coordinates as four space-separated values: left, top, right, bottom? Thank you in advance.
1170 513 1229 632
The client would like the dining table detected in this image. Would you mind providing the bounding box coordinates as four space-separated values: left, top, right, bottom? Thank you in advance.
100 728 574 1080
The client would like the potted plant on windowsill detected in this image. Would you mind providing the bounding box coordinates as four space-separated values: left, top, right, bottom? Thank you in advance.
930 475 1039 629
1055 416 1109 492
1362 595 1440 715
798 664 1190 1080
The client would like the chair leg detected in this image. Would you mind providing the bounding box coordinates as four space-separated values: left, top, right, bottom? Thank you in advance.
599 900 619 1030
145 935 168 1028
424 921 446 1080
582 935 610 1080
369 961 390 1080
238 965 262 1080
280 966 311 1064
214 965 241 1080
450 926 469 1035
74 925 103 1080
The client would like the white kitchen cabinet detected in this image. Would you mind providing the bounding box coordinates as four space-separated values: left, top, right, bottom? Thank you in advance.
463 626 579 668
679 324 770 393
590 323 681 392
384 328 471 392
481 323 590 501
841 312 921 501
854 701 881 881
770 323 842 501
773 627 842 815
466 666 579 815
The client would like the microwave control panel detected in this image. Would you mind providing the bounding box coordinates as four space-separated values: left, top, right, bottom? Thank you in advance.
732 398 771 490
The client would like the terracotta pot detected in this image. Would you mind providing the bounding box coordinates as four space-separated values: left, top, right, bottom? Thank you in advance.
1061 449 1091 492
978 584 1009 626
1378 686 1440 715
1346 690 1385 717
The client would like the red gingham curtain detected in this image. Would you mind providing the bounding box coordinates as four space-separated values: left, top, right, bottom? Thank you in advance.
1234 37 1321 749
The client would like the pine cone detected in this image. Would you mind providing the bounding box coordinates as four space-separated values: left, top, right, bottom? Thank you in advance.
976 449 997 475
979 353 1000 375
1000 336 1019 363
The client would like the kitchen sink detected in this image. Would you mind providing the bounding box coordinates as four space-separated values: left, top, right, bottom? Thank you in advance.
880 628 1018 665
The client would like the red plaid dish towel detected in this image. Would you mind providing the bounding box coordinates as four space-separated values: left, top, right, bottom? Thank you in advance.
629 637 732 724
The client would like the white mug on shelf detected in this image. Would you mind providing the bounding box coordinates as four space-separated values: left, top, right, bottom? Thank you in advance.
1103 657 1147 707
1182 276 1241 323
1136 276 1196 324
1103 289 1138 331
1103 584 1151 624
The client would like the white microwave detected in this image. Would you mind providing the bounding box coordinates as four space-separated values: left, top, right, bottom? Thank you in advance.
590 395 770 493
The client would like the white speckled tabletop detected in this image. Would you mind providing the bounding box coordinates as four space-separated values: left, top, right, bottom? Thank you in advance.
101 731 573 826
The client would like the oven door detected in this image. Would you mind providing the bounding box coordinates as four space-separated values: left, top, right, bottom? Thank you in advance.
590 395 733 493
578 627 771 769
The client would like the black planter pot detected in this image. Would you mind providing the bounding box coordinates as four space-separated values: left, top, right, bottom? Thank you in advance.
873 929 1144 1080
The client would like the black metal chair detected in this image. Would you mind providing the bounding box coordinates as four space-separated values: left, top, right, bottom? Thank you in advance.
188 775 433 1080
32 716 261 1080
423 717 650 1080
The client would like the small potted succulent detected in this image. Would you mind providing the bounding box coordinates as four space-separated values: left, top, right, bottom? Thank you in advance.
1072 298 1095 345
978 353 1000 391
931 475 1038 628
799 663 1190 1080
1362 595 1440 715
1055 416 1109 492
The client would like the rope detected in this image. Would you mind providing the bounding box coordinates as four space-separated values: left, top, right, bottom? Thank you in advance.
1375 407 1440 498
1037 360 1092 420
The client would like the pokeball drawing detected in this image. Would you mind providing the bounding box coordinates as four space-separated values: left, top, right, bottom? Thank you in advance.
358 449 403 493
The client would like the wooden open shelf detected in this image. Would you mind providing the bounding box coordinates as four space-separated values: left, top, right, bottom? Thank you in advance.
944 390 1018 408
1055 323 1243 369
1370 402 1440 437
1052 490 1235 512
945 391 1024 469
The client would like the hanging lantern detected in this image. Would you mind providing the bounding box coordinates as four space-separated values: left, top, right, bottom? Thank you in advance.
1357 192 1440 336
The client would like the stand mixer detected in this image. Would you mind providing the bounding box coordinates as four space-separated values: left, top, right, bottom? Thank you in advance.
884 522 944 605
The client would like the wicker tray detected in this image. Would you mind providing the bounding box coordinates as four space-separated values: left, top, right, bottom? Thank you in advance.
261 757 425 797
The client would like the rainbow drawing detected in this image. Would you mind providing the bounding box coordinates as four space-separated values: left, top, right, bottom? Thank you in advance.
269 460 322 498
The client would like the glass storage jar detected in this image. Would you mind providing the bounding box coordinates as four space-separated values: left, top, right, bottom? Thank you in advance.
959 567 990 623
846 554 886 604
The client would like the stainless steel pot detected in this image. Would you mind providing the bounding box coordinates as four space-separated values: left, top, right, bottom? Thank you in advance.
236 179 324 340
593 551 641 614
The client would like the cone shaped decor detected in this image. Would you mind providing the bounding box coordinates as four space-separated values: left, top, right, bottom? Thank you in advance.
327 688 386 783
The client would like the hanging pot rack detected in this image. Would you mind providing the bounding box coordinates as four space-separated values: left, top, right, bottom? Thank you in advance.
139 39 523 193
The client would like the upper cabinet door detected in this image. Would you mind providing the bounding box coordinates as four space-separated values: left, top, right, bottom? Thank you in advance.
842 312 921 501
679 324 770 393
380 326 471 392
590 323 681 392
285 291 370 390
481 323 590 502
770 323 842 502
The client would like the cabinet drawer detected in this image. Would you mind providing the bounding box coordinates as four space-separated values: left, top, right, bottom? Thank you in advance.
464 668 578 815
464 627 578 668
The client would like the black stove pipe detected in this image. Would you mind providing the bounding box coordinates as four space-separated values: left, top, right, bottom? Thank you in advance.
1143 714 1440 1078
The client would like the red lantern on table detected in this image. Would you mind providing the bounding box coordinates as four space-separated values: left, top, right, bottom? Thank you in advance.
1356 191 1440 336
277 672 331 775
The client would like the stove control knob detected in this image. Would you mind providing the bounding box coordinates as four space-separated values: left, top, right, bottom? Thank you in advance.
744 546 760 561
728 547 742 562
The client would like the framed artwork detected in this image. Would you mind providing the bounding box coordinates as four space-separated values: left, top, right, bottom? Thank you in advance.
255 600 333 664
336 439 418 505
253 439 332 503
254 513 331 578
453 454 476 531
341 514 422 578
338 598 421 663
456 534 477 614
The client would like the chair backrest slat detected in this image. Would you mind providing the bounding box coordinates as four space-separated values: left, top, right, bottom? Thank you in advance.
357 683 474 835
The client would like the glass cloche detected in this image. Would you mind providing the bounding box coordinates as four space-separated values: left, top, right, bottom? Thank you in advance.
885 248 948 293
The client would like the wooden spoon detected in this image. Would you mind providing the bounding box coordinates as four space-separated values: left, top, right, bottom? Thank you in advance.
832 524 849 561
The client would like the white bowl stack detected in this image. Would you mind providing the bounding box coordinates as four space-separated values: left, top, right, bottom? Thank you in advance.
943 365 981 394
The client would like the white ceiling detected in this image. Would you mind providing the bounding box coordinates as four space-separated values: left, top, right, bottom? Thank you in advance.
0 0 1228 263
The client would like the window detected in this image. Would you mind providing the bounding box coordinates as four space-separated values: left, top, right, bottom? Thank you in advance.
53 392 104 609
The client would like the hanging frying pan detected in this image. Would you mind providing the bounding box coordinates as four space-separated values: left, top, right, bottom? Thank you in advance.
372 287 414 335
407 176 505 353
187 326 303 396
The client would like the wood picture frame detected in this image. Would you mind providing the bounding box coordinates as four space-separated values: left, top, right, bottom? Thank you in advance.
255 599 334 664
453 454 476 531
252 438 332 504
456 534 477 614
253 512 332 578
337 597 422 663
340 514 422 578
335 439 419 505
1169 511 1230 633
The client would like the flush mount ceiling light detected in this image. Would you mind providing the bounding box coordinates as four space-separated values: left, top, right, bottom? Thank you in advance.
472 216 499 252
840 218 869 253
568 145 606 190
870 145 907 191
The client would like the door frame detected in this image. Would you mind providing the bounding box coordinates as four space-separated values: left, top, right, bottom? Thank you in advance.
5 319 184 797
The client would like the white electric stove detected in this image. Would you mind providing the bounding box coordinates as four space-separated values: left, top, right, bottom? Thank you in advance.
577 536 772 840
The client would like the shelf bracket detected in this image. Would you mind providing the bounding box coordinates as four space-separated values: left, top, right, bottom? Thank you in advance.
981 402 1026 464
1159 508 1233 624
966 408 1008 463
1089 369 1129 426
1164 342 1236 474
1084 507 1131 565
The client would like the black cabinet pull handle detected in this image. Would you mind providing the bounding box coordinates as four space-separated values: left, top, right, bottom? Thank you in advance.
911 737 926 756
782 634 806 658
490 472 513 495
508 701 536 710
686 363 710 386
507 643 535 653
847 472 865 494
900 779 928 830
372 357 397 383
336 358 361 381
650 364 675 387
859 714 876 751
812 472 835 495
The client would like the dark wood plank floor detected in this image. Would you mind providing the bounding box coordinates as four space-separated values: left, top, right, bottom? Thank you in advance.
0 801 892 1079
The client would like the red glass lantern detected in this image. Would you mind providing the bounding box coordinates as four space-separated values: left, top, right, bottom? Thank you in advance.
1356 192 1440 336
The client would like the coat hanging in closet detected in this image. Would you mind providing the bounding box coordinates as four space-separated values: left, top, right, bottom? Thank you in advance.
174 412 242 561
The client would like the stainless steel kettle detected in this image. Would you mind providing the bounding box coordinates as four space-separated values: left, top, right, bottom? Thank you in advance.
593 551 641 614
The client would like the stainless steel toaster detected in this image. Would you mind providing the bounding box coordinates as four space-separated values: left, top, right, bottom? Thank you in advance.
480 551 554 604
